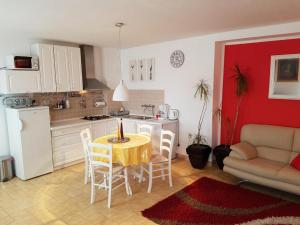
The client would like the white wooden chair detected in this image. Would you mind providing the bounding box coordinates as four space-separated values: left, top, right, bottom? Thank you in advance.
80 128 92 184
87 142 132 208
137 124 153 137
136 124 153 180
139 129 175 193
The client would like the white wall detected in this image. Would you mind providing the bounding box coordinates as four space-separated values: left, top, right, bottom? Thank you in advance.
121 21 300 155
121 37 215 155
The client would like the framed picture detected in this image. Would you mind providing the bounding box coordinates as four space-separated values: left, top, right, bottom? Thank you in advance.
129 60 137 81
269 54 300 100
137 59 146 81
275 58 299 82
146 58 155 81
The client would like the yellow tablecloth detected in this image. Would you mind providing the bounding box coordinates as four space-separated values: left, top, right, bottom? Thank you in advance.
93 134 152 167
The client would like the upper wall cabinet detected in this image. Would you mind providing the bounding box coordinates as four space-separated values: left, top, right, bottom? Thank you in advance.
67 47 83 92
0 70 41 94
54 45 70 92
32 44 83 93
31 44 56 92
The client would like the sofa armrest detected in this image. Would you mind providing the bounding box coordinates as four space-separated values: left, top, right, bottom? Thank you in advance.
230 142 257 160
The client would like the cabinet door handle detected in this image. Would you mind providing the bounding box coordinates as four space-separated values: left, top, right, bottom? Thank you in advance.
19 119 24 131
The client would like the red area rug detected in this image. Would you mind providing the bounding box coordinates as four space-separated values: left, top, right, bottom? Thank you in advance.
142 177 300 225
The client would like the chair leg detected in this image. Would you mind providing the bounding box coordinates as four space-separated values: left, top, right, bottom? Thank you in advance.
90 167 96 204
139 165 144 183
124 167 132 196
168 163 173 187
147 163 153 193
84 158 89 184
107 173 112 208
161 163 165 180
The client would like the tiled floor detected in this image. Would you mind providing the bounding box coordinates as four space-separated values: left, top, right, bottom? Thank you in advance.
1 158 298 225
0 158 238 225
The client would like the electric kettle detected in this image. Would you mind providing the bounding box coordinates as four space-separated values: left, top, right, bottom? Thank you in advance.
168 109 179 120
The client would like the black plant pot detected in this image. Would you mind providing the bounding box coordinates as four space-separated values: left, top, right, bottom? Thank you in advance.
186 144 211 169
213 144 232 170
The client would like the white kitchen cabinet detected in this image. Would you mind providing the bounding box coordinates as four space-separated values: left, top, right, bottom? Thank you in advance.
106 119 118 135
31 43 83 93
51 119 117 169
0 70 41 94
31 44 56 92
51 124 91 169
136 120 179 158
67 47 83 91
92 121 106 139
54 45 70 92
122 119 137 133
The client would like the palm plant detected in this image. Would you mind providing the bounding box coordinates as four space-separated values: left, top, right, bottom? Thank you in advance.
193 79 209 144
230 64 248 145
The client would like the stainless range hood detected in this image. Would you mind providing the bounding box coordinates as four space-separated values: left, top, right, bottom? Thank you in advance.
80 45 110 90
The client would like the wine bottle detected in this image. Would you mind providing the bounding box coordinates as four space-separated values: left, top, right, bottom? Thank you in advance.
117 121 121 141
120 118 124 140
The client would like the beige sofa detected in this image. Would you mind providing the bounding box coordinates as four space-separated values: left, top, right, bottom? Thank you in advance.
224 124 300 195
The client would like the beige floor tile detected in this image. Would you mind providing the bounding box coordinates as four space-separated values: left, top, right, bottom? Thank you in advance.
2 158 295 225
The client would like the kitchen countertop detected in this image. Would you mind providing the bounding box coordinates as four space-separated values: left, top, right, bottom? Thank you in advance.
50 115 178 130
50 117 115 130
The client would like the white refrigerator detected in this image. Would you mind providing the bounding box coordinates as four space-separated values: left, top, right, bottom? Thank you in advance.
6 106 53 180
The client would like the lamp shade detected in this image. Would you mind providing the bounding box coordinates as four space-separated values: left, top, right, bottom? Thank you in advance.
112 80 129 101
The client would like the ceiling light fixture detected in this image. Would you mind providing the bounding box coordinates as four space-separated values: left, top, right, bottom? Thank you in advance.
112 22 129 102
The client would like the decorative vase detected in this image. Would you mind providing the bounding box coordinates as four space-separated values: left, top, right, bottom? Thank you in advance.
186 144 211 169
213 145 231 170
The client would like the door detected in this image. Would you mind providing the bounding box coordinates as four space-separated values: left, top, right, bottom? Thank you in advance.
19 108 53 179
33 44 56 92
92 121 106 139
6 70 41 93
54 45 70 92
67 47 83 91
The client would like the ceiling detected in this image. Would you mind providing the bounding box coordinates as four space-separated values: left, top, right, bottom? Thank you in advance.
1 0 300 48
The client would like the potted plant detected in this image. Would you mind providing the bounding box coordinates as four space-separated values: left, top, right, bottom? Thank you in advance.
213 64 248 169
186 80 211 169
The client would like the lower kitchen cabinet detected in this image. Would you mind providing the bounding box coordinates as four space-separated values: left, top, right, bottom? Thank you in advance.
51 119 117 169
51 124 91 169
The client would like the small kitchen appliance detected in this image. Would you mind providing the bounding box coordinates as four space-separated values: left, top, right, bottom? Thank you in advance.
159 104 170 119
168 109 179 120
5 55 39 70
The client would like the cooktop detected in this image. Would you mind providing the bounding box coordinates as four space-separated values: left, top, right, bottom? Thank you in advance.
82 115 111 121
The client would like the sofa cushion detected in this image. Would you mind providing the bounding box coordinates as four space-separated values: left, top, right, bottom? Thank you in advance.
224 157 285 180
291 154 300 171
229 151 244 160
291 128 300 153
230 142 257 160
256 146 291 164
277 165 300 186
241 124 294 151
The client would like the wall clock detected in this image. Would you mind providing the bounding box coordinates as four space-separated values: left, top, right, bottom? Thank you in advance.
170 50 185 68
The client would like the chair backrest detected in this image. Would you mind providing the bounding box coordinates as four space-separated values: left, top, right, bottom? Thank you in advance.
159 129 175 160
80 128 92 158
137 124 153 137
87 142 113 169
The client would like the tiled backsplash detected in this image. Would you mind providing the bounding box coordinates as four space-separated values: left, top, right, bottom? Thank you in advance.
122 90 164 116
2 90 162 121
33 90 121 121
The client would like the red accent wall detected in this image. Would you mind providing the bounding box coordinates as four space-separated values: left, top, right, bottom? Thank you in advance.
221 38 300 144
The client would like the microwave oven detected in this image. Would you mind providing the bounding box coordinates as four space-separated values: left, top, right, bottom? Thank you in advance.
5 55 39 70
